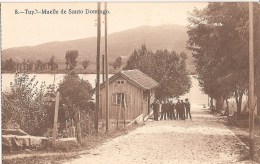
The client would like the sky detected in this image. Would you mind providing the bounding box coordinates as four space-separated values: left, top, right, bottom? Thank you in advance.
2 2 208 49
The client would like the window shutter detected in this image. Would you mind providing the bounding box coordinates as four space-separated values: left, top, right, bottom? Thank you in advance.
112 93 117 105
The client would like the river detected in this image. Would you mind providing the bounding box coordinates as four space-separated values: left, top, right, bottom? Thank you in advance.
1 74 208 106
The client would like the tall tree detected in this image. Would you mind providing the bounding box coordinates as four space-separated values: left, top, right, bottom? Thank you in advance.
82 59 90 69
187 3 260 113
35 59 43 71
59 71 93 143
65 50 79 70
112 57 123 70
49 55 57 71
124 45 191 99
3 58 16 71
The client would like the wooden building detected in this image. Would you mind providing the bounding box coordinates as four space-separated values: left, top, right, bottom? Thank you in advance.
99 69 159 122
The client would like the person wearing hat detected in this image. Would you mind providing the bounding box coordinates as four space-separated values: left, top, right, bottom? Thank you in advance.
160 99 168 120
169 100 176 120
180 100 186 120
166 99 171 120
175 99 181 120
151 100 160 121
185 98 192 120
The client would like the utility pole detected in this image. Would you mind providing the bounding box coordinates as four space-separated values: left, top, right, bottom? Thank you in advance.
248 2 255 159
105 2 109 132
102 55 105 83
95 2 101 132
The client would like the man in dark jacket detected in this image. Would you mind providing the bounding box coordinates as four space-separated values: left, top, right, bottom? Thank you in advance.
169 100 176 120
180 100 186 120
166 100 171 120
160 100 168 120
175 100 181 120
151 100 159 121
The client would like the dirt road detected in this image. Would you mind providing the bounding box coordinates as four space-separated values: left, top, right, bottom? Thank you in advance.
64 106 251 164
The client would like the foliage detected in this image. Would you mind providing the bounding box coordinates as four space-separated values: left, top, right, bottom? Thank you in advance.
2 57 60 73
124 45 191 99
187 3 260 112
58 71 93 143
82 59 90 69
2 58 16 71
59 71 93 120
35 59 43 71
49 55 58 71
2 73 50 135
65 50 79 70
112 57 123 70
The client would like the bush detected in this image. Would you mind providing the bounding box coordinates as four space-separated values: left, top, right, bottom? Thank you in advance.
2 72 50 136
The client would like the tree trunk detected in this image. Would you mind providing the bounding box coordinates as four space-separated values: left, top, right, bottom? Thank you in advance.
235 91 243 115
225 99 229 117
75 109 82 145
238 92 243 114
215 97 224 112
210 97 214 111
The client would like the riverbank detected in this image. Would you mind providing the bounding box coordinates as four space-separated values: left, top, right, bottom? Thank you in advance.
2 124 142 164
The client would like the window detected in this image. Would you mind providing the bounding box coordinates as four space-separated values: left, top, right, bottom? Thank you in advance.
116 80 125 85
116 93 124 105
112 93 129 106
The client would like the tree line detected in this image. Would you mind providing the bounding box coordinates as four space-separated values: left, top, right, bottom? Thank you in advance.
187 3 260 115
2 45 191 140
2 54 123 73
2 56 59 72
2 54 91 73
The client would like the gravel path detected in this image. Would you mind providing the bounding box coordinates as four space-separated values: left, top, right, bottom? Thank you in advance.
63 106 252 164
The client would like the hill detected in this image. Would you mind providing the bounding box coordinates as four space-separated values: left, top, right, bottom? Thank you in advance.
2 24 195 72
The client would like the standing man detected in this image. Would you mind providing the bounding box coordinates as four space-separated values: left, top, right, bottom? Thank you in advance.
169 100 176 120
151 100 159 121
180 100 186 120
185 98 192 120
160 100 167 120
175 100 181 120
166 100 171 120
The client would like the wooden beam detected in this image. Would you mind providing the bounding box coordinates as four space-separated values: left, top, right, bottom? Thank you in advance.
248 2 255 159
52 91 60 145
105 2 109 132
123 94 126 127
102 55 105 83
95 2 101 132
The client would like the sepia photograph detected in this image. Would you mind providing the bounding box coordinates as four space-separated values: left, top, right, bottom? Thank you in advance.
1 2 260 164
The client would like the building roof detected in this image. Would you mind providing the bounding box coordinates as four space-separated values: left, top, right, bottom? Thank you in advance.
100 69 159 90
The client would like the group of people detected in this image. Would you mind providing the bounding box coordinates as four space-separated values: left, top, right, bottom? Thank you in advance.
151 98 192 121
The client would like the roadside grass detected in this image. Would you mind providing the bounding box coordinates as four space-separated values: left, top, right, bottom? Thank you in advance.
225 117 260 163
3 124 141 164
3 155 74 164
206 106 260 163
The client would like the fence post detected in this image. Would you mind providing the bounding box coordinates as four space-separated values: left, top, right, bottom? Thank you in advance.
52 91 60 145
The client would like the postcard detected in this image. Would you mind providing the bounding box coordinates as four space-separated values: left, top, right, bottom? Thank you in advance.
1 2 260 164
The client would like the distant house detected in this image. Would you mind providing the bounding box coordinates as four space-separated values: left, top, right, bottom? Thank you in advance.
99 69 159 122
